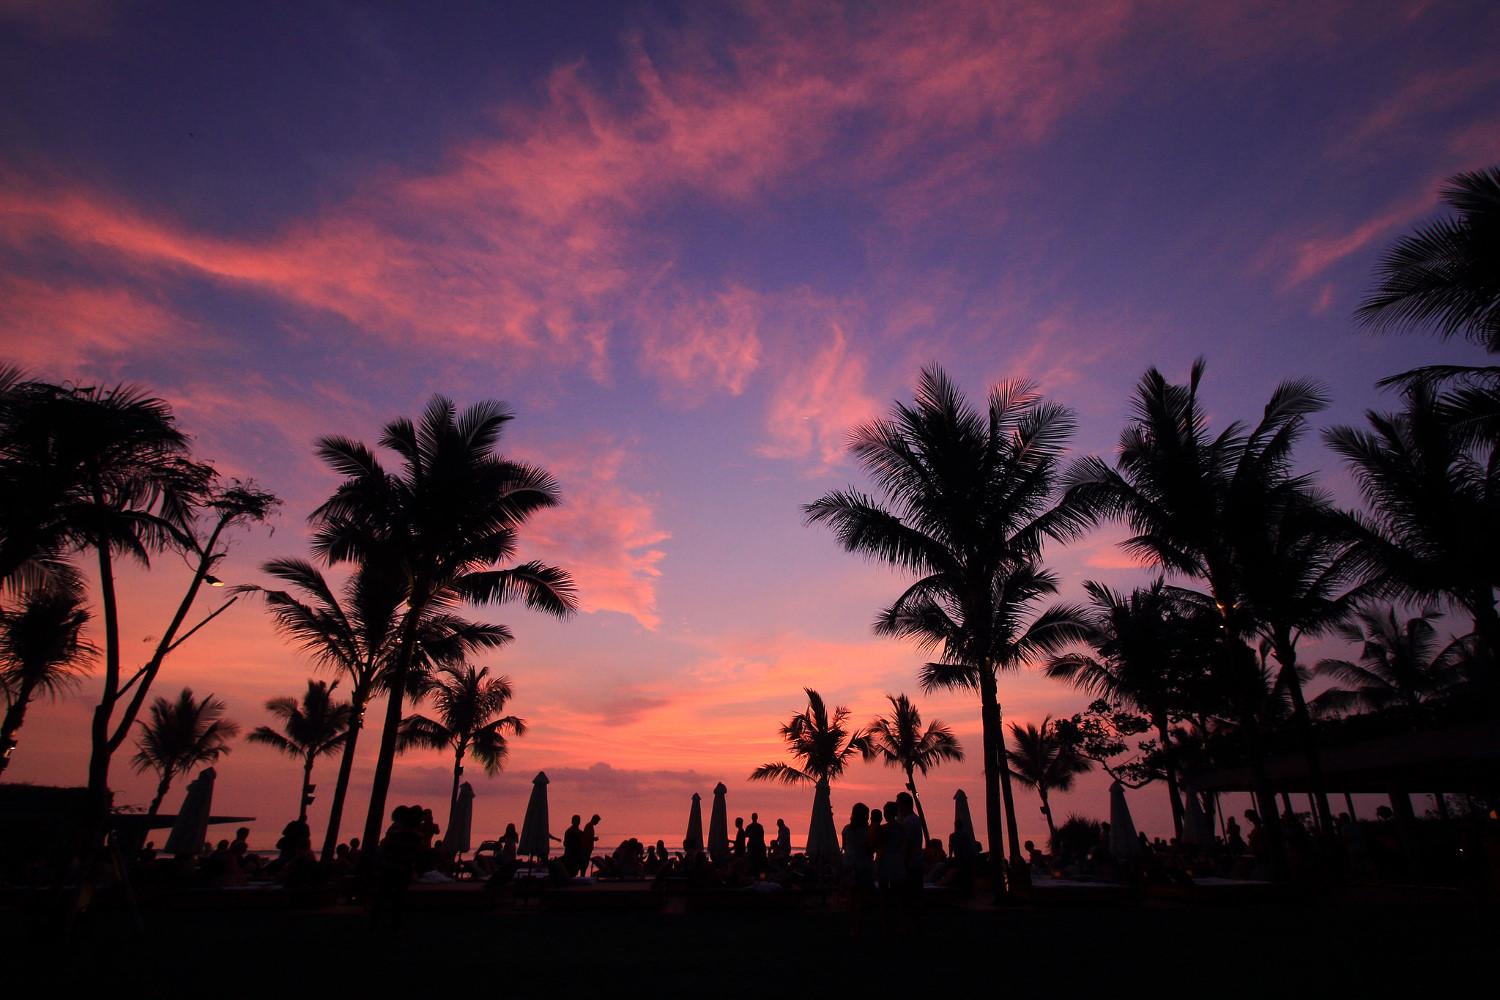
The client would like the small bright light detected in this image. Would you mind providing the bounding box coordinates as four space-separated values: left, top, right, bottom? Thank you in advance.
205 575 224 587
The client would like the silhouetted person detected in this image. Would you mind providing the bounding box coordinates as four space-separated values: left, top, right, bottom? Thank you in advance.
370 806 422 933
562 815 585 876
582 815 601 875
733 816 746 858
746 812 766 872
1225 816 1246 855
774 818 791 861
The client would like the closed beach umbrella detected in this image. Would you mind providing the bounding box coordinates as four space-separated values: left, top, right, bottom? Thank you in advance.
447 781 474 856
707 781 729 863
952 789 980 857
164 767 216 857
1109 781 1143 858
805 776 838 860
684 792 704 855
518 771 552 859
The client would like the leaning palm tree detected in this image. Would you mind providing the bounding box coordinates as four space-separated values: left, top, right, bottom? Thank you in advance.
749 687 869 785
131 688 239 815
247 680 352 823
397 665 526 821
859 693 963 841
805 367 1093 870
247 556 511 859
1311 606 1470 716
0 575 95 776
311 395 579 852
1006 717 1092 840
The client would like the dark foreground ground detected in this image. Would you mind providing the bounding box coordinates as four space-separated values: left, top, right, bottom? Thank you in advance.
2 886 1493 997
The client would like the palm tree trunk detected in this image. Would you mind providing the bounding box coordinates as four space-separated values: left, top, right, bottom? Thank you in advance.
361 625 421 853
904 763 930 844
977 673 1006 875
1271 633 1334 837
995 701 1025 867
0 682 36 777
449 746 465 828
86 538 121 819
1150 707 1185 841
299 756 315 823
320 693 365 862
1039 789 1056 840
147 775 172 816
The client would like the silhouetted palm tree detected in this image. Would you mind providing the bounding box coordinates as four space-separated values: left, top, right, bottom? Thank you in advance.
0 371 276 827
248 557 510 859
750 688 870 785
1235 492 1359 833
398 665 526 820
1311 606 1469 716
311 395 578 851
1006 717 1091 840
1046 580 1208 839
0 574 95 776
131 688 239 815
805 367 1092 868
1358 165 1500 351
859 693 963 841
1065 360 1329 873
1326 386 1500 665
247 680 352 823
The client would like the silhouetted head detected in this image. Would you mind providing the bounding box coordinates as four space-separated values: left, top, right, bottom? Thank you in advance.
871 808 883 824
571 815 581 827
850 802 869 826
505 823 517 837
350 838 360 849
896 792 913 814
751 812 758 823
236 827 249 840
777 819 786 829
884 801 898 819
589 814 601 825
735 817 744 829
1024 840 1034 852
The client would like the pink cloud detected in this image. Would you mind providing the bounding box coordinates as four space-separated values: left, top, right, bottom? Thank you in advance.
636 284 763 399
0 272 190 371
513 439 669 630
757 322 879 468
0 1 1138 391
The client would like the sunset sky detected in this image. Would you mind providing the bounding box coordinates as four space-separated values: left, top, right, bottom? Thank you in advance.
3 0 1498 851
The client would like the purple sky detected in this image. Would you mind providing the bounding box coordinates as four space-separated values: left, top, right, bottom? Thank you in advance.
3 0 1497 850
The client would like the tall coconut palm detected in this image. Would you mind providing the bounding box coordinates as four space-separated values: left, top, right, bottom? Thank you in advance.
859 693 963 841
749 687 870 785
893 561 1089 865
1311 606 1470 716
805 367 1093 869
397 665 526 820
247 556 511 859
1325 386 1500 665
1064 359 1330 873
0 574 95 775
131 688 239 815
311 395 578 851
247 680 352 823
1006 717 1092 840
